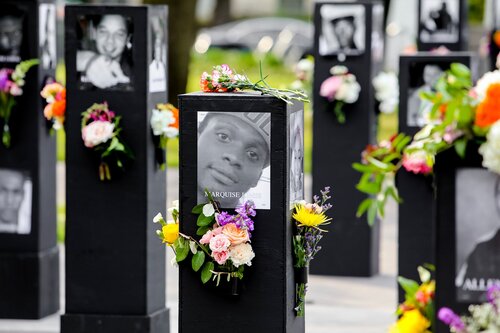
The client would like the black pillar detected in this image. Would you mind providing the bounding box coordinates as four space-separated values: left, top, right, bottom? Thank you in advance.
62 5 169 333
0 0 59 319
311 1 384 277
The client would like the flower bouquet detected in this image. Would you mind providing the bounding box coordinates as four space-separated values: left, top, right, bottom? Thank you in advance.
319 65 361 124
292 187 332 316
200 64 309 105
373 71 399 114
0 59 39 147
150 103 179 169
390 266 435 333
41 82 66 131
438 285 500 333
155 191 256 295
81 102 134 181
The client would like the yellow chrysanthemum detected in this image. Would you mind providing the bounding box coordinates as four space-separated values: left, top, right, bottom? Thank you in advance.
292 204 331 228
389 309 431 333
162 223 179 245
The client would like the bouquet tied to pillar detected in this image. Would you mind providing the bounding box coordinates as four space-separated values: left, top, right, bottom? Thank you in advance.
0 59 39 148
154 191 257 295
150 103 179 170
291 187 332 316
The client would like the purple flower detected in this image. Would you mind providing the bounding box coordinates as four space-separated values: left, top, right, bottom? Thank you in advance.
0 69 13 92
216 211 234 226
438 307 465 332
235 200 256 217
487 284 500 304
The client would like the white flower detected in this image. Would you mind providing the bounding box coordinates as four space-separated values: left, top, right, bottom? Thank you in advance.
150 109 175 136
229 243 255 267
233 74 248 82
81 121 115 148
153 212 163 223
163 127 179 139
167 200 179 215
373 71 399 114
474 70 500 102
202 203 215 217
479 120 500 174
296 58 314 73
336 79 361 103
330 65 348 75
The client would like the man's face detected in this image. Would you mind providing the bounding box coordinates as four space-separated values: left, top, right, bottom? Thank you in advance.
198 114 268 197
334 19 354 48
95 15 128 61
423 65 443 87
0 171 24 225
291 130 303 177
0 16 23 56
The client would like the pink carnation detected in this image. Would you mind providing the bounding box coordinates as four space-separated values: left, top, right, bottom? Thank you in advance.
402 151 433 175
213 250 229 265
209 234 230 253
200 227 224 245
319 76 342 102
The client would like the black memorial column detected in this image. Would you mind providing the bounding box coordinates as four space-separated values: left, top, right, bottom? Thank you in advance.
0 0 58 319
62 5 169 333
311 1 383 276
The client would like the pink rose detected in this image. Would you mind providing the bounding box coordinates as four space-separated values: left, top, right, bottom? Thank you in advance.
402 151 433 175
199 227 224 245
213 250 229 265
82 120 115 148
319 76 342 102
209 234 230 252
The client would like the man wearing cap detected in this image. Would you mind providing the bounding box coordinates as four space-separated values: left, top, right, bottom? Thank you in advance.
197 112 271 208
331 15 358 51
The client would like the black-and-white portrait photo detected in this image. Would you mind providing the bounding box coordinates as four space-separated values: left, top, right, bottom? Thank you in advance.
419 0 460 43
371 4 385 63
0 5 25 63
0 169 32 234
39 4 56 70
289 110 304 206
76 14 134 91
455 169 500 303
319 4 365 57
197 111 271 210
149 15 167 93
407 63 445 127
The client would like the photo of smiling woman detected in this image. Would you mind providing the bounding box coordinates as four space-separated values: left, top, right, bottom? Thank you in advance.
76 14 134 91
197 111 271 210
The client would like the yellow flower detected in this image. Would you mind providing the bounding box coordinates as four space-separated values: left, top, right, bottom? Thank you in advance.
162 223 179 245
292 204 331 228
389 309 431 333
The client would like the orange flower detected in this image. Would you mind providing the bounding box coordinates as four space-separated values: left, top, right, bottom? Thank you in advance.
169 105 179 129
200 76 211 92
44 104 53 119
494 31 500 48
475 83 500 128
52 99 66 117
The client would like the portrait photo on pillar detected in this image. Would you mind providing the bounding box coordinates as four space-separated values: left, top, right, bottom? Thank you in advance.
197 111 271 210
149 14 167 93
289 109 304 206
419 0 460 44
39 3 57 70
406 62 448 127
455 169 500 304
318 4 365 57
0 4 27 63
0 168 32 235
75 14 134 91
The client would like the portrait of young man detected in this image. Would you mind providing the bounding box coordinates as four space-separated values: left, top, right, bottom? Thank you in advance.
318 4 365 57
76 14 134 91
455 169 500 303
420 0 459 43
39 3 57 70
0 5 25 63
197 111 271 210
407 63 444 127
0 169 32 234
149 15 167 93
289 110 304 206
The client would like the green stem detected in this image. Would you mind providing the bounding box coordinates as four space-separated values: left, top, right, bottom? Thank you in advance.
334 101 346 124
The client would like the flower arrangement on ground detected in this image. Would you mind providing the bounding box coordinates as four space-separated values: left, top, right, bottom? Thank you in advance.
319 65 361 124
390 266 435 333
154 191 257 294
81 102 134 181
353 63 500 224
0 59 38 147
438 285 500 333
200 64 309 105
41 82 66 131
373 71 399 114
292 187 332 316
150 103 179 169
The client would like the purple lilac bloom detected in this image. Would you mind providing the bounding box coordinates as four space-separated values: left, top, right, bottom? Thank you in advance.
0 69 13 92
235 200 256 217
438 308 465 332
216 211 234 226
487 285 500 305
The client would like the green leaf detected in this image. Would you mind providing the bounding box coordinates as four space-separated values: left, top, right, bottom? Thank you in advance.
175 238 190 262
196 226 211 236
450 63 471 79
356 181 380 195
201 262 214 284
192 251 205 272
197 213 214 227
356 198 373 217
191 204 204 214
397 276 420 296
352 162 375 173
454 138 467 158
367 201 378 225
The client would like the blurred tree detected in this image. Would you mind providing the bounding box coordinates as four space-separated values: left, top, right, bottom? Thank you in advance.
144 0 198 104
213 0 231 25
